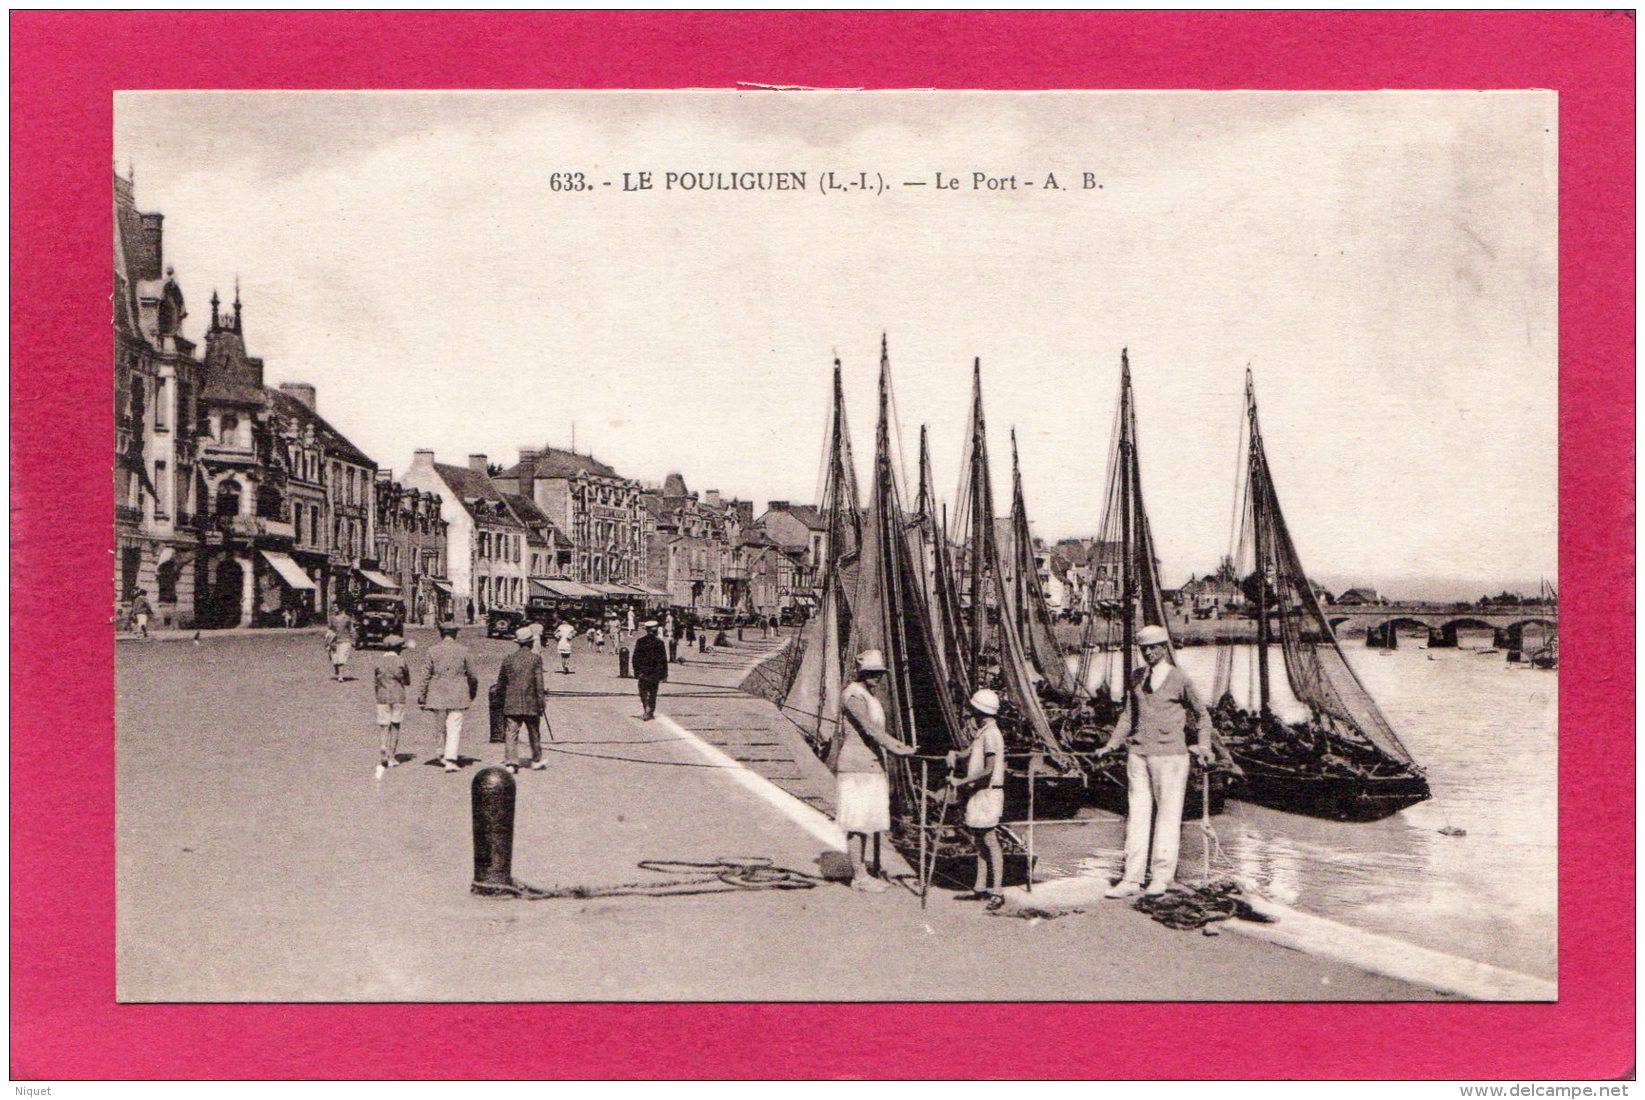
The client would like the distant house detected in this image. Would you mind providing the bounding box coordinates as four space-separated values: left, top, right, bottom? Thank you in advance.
756 501 828 569
1336 586 1384 606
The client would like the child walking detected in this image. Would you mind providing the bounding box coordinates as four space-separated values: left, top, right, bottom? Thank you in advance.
373 635 409 779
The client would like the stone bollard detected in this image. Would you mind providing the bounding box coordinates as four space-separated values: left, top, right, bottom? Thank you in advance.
471 766 517 896
618 645 631 678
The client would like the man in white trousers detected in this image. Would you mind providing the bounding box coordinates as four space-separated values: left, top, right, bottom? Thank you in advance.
1095 623 1211 897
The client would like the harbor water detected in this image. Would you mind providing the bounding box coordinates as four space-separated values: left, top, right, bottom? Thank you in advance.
1043 635 1557 983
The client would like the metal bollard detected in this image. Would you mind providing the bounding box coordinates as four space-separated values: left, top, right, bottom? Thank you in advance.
699 635 708 653
471 766 516 896
618 645 631 678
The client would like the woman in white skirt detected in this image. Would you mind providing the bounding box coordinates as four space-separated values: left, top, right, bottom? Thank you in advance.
831 649 916 892
949 688 1007 902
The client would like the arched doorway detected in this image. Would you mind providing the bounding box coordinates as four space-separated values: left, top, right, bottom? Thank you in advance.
209 557 245 628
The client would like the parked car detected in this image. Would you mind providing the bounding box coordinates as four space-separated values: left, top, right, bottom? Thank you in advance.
354 594 407 649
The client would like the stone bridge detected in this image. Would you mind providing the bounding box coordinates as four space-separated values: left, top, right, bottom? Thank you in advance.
1323 604 1558 649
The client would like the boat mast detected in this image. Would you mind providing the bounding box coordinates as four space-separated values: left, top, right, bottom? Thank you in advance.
1247 371 1272 713
1120 350 1135 689
968 358 987 688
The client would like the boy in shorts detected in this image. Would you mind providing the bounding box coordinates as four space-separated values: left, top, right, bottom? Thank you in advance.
373 634 409 778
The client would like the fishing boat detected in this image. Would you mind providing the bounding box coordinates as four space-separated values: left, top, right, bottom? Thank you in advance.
946 359 1088 821
852 343 1035 887
1066 352 1236 815
1209 372 1430 821
780 357 862 756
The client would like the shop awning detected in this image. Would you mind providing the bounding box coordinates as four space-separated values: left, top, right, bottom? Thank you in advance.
531 578 601 600
429 579 454 594
359 569 401 591
261 550 317 591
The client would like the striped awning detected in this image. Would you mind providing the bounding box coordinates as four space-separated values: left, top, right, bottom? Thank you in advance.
261 550 317 591
531 578 602 600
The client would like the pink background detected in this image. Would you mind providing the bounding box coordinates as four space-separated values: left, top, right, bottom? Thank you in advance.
10 11 1634 1080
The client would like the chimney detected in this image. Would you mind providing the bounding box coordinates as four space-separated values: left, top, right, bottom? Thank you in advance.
704 489 721 508
375 468 391 483
518 447 540 497
469 453 489 475
768 500 790 512
412 448 435 468
138 212 164 279
279 382 317 411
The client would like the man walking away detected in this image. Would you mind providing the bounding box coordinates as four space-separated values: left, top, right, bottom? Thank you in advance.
949 689 1007 903
325 607 354 682
496 626 548 774
831 649 916 892
373 635 409 779
418 621 477 773
129 589 152 638
632 620 669 721
1096 623 1211 898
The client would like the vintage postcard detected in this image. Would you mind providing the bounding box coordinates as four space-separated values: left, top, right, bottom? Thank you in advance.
108 88 1561 1006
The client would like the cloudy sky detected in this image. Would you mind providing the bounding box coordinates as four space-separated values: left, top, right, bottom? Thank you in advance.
115 91 1556 596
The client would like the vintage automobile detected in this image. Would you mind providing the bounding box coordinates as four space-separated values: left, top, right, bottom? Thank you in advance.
353 593 407 649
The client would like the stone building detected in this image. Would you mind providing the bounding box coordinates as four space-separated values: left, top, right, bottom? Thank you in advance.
401 450 531 621
492 446 645 586
640 475 754 611
191 293 381 627
754 501 830 612
374 473 451 623
114 171 203 629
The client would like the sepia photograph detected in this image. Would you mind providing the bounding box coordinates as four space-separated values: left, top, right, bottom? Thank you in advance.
109 88 1560 1004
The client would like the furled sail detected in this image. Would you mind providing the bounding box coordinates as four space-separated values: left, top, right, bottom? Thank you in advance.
1241 372 1416 766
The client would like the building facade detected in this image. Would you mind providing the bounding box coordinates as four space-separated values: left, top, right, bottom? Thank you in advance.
493 446 646 585
374 473 451 623
401 450 531 621
114 172 204 629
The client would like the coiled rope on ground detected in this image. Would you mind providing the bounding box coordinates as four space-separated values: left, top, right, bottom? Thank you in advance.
473 857 822 900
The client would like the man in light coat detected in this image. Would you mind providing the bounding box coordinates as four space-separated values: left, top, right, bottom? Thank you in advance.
418 621 477 773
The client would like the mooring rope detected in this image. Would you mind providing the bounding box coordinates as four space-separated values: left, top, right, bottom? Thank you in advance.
477 857 822 900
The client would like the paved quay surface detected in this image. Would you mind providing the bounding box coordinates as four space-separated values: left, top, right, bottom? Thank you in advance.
115 627 1441 1001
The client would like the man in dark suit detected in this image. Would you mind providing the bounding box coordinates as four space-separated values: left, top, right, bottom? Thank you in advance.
495 626 548 773
631 620 669 721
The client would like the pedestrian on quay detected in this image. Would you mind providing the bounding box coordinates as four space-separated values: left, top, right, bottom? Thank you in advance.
129 589 153 638
624 607 636 636
553 618 576 674
324 606 355 682
1095 623 1211 898
372 634 409 779
670 616 686 663
496 626 549 774
830 649 916 892
632 619 670 721
529 619 545 654
591 625 606 653
418 621 478 773
948 689 1007 903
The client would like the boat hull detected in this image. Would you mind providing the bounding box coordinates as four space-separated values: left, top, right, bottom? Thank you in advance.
1227 762 1430 822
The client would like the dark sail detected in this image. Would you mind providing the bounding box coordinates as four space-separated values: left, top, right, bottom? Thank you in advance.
1007 431 1078 698
1214 372 1428 820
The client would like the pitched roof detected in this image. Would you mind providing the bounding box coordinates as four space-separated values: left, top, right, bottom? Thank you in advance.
500 445 624 482
433 462 525 527
501 492 569 545
265 386 375 469
763 504 826 531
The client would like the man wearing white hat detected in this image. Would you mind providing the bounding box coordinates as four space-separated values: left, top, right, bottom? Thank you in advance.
949 688 1008 902
831 649 916 892
1096 623 1211 897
